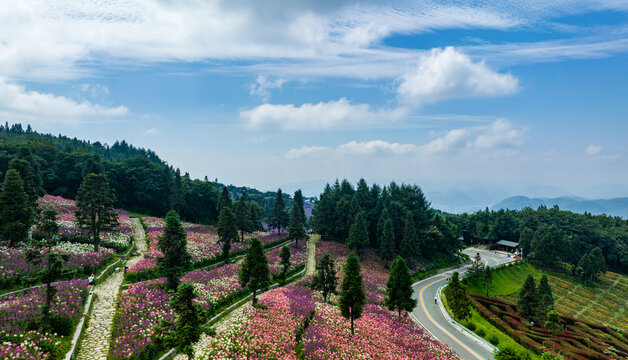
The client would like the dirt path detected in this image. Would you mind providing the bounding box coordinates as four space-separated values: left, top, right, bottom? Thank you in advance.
306 234 319 276
76 218 147 360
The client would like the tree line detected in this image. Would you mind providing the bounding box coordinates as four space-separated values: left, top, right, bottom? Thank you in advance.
451 206 628 275
311 179 460 266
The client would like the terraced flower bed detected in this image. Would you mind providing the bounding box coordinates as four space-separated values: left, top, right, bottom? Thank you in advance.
470 294 628 360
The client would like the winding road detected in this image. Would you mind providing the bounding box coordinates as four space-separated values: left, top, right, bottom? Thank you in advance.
411 247 516 360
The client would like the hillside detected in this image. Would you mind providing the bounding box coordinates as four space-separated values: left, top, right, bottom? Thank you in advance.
492 195 628 218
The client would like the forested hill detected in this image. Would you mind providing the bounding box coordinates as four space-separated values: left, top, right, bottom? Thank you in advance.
492 195 628 219
0 122 287 223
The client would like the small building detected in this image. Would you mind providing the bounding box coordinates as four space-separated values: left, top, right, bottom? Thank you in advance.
495 240 519 252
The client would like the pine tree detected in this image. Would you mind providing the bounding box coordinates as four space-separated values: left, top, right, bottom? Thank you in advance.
339 252 365 335
469 252 484 282
483 266 493 297
239 237 270 305
235 192 251 242
444 272 472 321
169 282 202 360
311 253 337 302
400 211 417 260
280 245 291 285
9 156 42 208
347 211 369 253
158 210 191 291
75 173 119 252
386 256 417 317
517 275 539 321
288 189 306 247
269 189 288 235
537 274 554 316
0 169 34 246
379 219 395 261
217 207 238 262
216 186 232 215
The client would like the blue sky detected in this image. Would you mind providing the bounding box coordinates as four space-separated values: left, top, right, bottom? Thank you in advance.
1 1 628 211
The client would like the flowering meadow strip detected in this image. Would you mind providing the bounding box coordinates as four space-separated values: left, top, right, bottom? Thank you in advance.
0 330 65 360
267 241 307 275
0 244 115 290
198 284 317 360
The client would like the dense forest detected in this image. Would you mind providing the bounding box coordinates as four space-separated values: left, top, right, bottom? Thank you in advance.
311 179 461 267
0 123 289 224
451 207 628 274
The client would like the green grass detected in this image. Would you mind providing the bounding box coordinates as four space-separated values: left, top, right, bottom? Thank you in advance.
466 262 541 296
128 211 151 218
441 292 539 360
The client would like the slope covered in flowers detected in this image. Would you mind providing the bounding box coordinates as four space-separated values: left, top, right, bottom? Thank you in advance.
199 241 460 360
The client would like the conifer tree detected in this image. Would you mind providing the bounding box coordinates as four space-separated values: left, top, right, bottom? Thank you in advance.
483 266 493 297
279 245 291 285
469 252 484 282
217 207 238 262
170 282 201 360
9 156 42 208
537 274 554 316
386 256 417 317
75 173 118 252
444 272 472 321
158 210 191 291
401 211 417 260
311 253 337 302
235 192 251 242
0 169 34 246
379 219 395 261
269 189 288 235
347 211 369 253
216 186 232 215
288 189 306 247
339 252 365 335
518 275 539 321
239 237 270 305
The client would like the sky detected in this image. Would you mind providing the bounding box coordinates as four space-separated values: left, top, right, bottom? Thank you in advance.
1 0 628 212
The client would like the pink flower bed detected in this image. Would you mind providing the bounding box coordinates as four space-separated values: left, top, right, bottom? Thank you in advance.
267 241 307 274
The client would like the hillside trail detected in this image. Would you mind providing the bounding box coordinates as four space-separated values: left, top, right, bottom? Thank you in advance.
173 236 318 360
76 218 147 360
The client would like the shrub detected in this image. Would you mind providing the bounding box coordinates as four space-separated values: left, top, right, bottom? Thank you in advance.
489 335 500 346
467 322 477 331
476 328 486 338
50 315 74 336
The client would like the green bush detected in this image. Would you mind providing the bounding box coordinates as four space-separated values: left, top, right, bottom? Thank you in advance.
50 315 74 336
489 335 500 346
476 327 486 337
467 322 476 331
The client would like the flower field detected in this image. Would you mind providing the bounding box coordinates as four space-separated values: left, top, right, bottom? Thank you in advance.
470 294 628 360
0 279 89 359
199 241 460 359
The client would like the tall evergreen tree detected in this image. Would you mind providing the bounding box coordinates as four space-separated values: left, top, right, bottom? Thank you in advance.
217 207 238 262
386 256 417 317
171 168 184 214
169 282 202 360
311 253 337 302
75 173 119 252
9 157 42 208
518 275 539 321
444 272 472 321
339 252 365 335
401 211 417 260
158 210 191 291
537 274 554 315
0 169 34 246
269 189 289 235
288 189 307 247
235 192 251 242
469 252 484 281
279 245 291 285
239 237 271 305
347 211 369 252
216 186 232 215
483 266 493 297
379 219 395 261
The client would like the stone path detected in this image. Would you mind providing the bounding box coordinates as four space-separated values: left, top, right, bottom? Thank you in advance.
305 234 319 276
76 219 147 360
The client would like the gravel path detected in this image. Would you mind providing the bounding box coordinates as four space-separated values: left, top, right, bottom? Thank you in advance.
305 234 319 276
76 218 147 360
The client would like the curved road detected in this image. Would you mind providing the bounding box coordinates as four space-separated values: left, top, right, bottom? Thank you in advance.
411 247 516 360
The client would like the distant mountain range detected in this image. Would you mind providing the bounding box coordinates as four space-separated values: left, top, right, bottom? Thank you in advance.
492 196 628 218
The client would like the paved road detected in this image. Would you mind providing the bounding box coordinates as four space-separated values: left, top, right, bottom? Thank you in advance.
411 247 516 360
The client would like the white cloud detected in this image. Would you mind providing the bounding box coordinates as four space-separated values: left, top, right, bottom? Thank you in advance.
397 47 519 105
585 145 602 155
144 128 157 135
0 77 128 124
241 98 407 130
249 75 286 101
284 119 526 158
